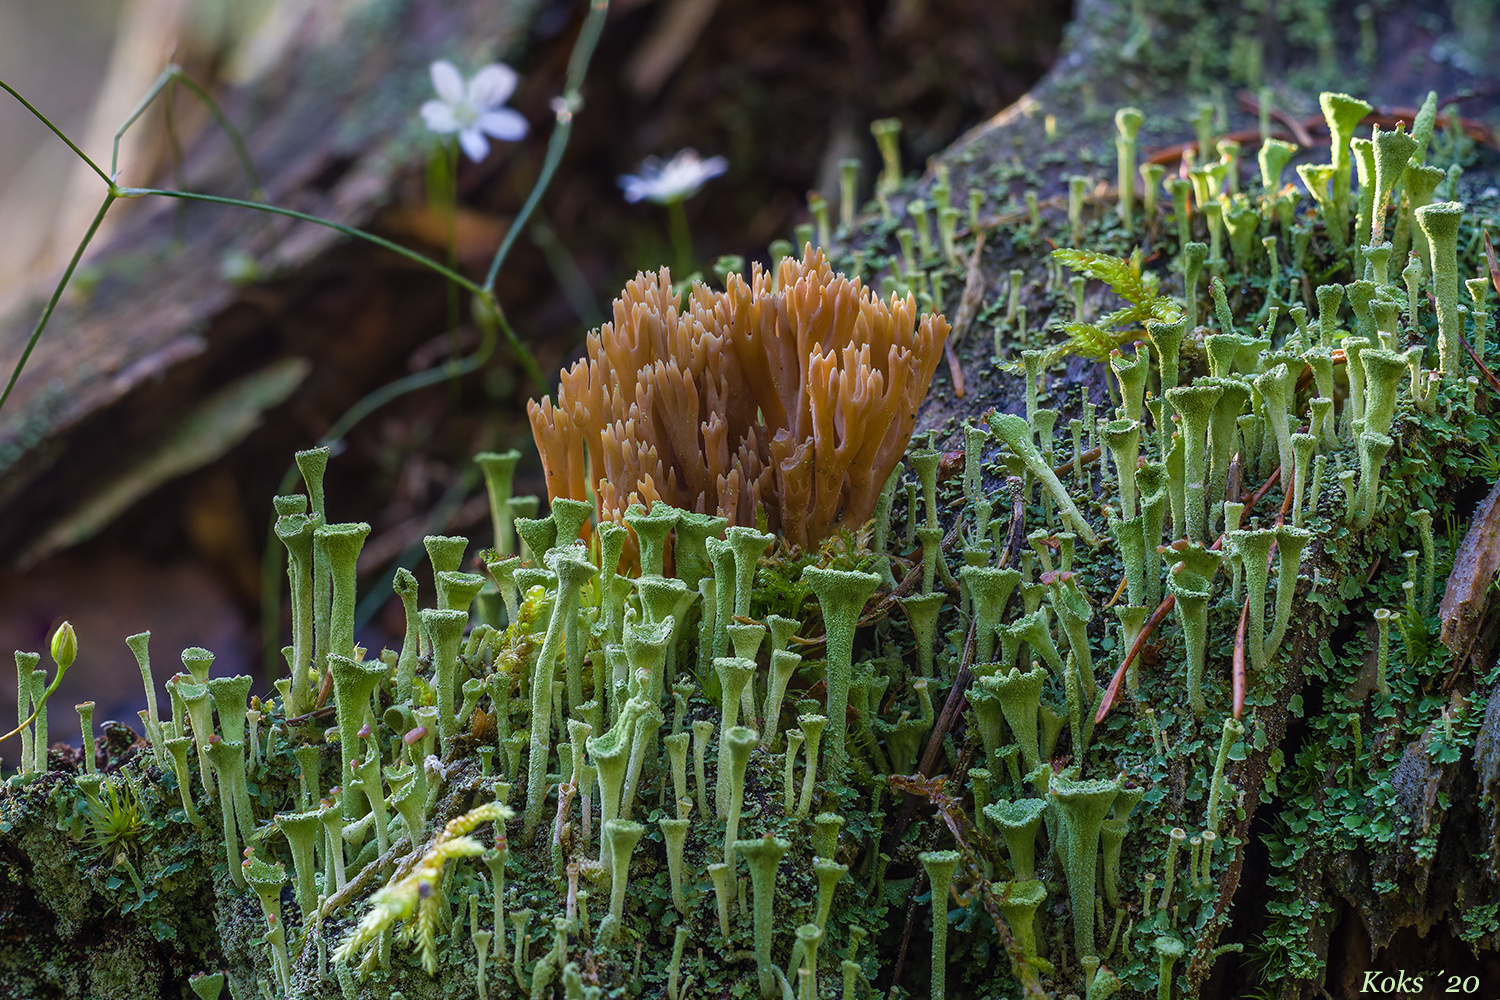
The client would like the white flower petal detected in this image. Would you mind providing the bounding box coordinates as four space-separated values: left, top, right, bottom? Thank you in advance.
421 100 460 134
477 108 528 142
430 60 465 105
618 174 650 203
696 155 728 180
467 63 518 109
459 127 491 163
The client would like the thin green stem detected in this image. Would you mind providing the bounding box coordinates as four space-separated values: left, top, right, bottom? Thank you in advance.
667 199 693 276
481 0 610 293
111 68 177 181
444 139 462 381
0 193 116 413
110 66 262 195
0 81 110 185
170 70 264 197
115 187 483 293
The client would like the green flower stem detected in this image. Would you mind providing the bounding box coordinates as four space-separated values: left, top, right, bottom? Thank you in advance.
796 715 827 818
204 739 251 888
13 652 37 775
475 450 523 558
1206 716 1245 835
1229 529 1276 678
589 698 642 868
328 654 385 819
1169 567 1214 717
354 752 391 857
178 682 216 797
711 657 756 818
1115 108 1144 227
483 843 508 937
275 810 323 928
0 188 115 415
1266 527 1312 660
736 835 792 999
996 880 1047 964
802 568 881 785
1320 92 1374 239
275 511 318 716
1416 201 1465 375
123 633 166 764
243 856 292 994
509 909 532 986
919 850 960 1000
1155 936 1186 1000
321 796 348 894
598 819 645 948
688 719 715 818
72 701 95 774
619 704 664 822
663 731 691 809
707 537 735 662
668 924 692 1000
524 548 597 838
990 414 1100 545
783 730 804 813
659 816 690 913
208 675 253 748
1050 773 1119 960
721 726 758 871
1159 827 1187 911
165 736 203 827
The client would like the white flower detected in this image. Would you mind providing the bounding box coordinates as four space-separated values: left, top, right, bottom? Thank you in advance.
618 149 728 205
420 59 528 163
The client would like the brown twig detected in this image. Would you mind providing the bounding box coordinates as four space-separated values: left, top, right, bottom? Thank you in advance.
1235 89 1316 147
1232 596 1250 719
1055 447 1101 479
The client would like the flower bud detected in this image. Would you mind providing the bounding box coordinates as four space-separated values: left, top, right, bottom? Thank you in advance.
50 621 77 670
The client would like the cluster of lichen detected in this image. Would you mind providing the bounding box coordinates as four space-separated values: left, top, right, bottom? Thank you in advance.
3 82 1499 1000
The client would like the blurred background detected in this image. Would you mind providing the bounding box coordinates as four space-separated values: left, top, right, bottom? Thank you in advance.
0 0 1070 744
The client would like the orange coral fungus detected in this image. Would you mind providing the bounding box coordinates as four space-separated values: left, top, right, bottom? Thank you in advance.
527 247 949 551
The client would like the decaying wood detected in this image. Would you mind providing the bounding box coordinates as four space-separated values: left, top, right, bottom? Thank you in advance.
1440 477 1500 661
